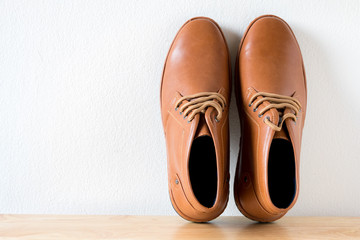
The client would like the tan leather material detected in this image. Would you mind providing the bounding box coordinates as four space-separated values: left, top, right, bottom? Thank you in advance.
161 17 231 222
273 128 290 141
234 15 307 222
195 116 211 138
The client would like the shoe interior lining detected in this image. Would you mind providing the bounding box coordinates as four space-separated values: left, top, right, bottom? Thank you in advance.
268 138 296 209
189 135 217 208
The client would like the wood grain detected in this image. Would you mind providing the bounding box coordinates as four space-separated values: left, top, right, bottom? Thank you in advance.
0 215 359 239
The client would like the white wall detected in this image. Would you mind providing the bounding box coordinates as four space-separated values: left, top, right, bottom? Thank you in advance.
1 0 359 216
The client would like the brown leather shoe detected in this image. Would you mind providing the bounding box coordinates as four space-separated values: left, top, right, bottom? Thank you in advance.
234 15 307 222
161 17 231 222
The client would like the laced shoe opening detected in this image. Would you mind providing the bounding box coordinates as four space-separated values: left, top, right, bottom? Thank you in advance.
189 135 217 208
268 137 296 209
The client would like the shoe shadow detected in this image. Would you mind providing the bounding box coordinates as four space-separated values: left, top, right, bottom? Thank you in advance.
170 216 290 239
221 27 243 184
235 220 291 239
171 221 226 239
289 24 360 211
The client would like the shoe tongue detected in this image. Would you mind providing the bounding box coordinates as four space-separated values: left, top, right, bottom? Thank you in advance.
194 115 211 138
273 127 290 141
273 108 290 141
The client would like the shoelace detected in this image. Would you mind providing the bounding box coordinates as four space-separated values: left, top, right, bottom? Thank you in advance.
249 92 302 131
175 92 226 122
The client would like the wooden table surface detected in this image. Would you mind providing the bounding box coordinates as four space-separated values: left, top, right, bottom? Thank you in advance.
0 215 359 239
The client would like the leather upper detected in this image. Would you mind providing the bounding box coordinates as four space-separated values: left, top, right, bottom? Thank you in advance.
161 17 231 222
234 15 307 222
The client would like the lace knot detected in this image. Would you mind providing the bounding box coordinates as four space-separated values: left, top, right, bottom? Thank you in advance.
175 92 226 122
249 92 301 131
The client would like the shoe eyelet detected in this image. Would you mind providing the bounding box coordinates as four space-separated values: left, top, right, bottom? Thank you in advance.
242 173 250 186
175 179 179 184
215 117 220 123
179 112 182 115
258 114 263 118
263 116 270 123
183 116 187 119
253 108 257 112
248 103 252 107
175 107 178 111
187 120 191 123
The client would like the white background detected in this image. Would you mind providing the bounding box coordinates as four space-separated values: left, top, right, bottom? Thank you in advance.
1 0 360 216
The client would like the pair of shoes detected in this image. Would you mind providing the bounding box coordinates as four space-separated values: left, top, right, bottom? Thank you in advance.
160 15 307 223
